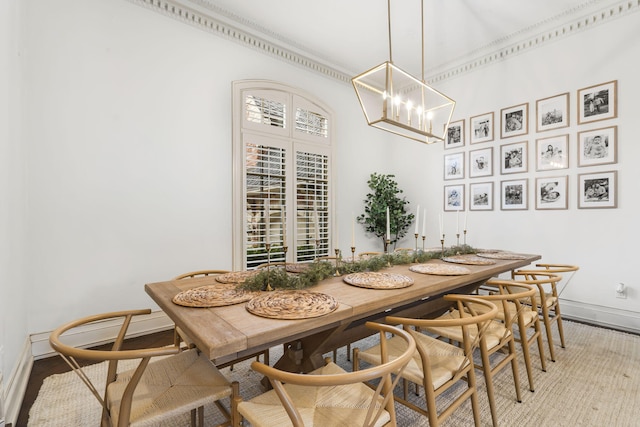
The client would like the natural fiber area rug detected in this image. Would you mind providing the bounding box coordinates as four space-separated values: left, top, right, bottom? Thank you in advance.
28 320 640 426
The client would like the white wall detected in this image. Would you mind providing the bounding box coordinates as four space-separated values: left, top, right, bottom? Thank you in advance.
4 0 640 421
419 12 640 330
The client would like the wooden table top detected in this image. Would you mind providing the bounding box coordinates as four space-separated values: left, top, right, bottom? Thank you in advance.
145 254 540 363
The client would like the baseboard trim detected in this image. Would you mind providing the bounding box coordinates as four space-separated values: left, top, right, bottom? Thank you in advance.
561 298 640 334
4 338 32 427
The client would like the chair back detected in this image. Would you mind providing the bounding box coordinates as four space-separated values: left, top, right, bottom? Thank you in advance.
248 321 416 427
387 295 498 379
482 280 538 328
49 309 181 426
511 270 563 297
173 269 230 280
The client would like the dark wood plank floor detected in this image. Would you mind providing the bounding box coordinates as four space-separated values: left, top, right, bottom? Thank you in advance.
15 329 175 427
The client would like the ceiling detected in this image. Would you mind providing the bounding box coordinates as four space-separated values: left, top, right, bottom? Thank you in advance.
189 0 618 79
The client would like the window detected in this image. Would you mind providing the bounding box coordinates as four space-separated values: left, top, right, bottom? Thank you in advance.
232 81 334 270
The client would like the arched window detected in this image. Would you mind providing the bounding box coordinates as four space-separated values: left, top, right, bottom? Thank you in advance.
232 81 334 270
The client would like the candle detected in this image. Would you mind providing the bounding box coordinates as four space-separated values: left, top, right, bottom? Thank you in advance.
313 202 320 242
439 212 443 237
351 213 355 247
264 199 270 244
414 205 420 234
282 207 286 245
386 207 390 241
464 209 468 231
422 208 427 237
456 209 460 234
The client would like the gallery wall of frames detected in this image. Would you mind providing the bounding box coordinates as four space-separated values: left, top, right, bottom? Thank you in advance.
443 80 618 212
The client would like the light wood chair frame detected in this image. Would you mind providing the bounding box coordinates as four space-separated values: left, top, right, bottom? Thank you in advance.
49 309 238 427
355 295 498 427
481 280 546 392
511 270 565 362
235 321 416 427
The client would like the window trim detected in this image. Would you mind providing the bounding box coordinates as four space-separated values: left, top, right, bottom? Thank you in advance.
232 80 335 270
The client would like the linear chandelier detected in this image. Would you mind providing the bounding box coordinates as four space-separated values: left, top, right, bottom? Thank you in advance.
352 0 455 144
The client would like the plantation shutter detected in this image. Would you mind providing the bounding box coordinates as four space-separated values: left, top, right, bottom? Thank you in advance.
233 82 333 270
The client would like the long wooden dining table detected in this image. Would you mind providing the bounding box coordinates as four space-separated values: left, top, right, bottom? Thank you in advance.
145 254 540 377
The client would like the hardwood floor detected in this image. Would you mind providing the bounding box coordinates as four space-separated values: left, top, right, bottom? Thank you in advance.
15 329 175 427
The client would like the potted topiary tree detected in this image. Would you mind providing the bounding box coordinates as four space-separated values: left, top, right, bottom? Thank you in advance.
357 173 414 252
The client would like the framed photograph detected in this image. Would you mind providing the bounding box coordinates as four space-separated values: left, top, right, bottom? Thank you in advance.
578 126 617 167
501 179 528 210
445 119 465 149
470 112 494 144
535 176 568 210
578 170 617 209
500 141 528 174
469 182 493 211
578 80 617 124
444 184 464 211
500 103 528 139
444 152 464 180
536 92 569 132
536 134 569 171
469 147 493 178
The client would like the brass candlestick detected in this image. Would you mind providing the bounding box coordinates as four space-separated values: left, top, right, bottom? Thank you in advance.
463 229 467 246
334 248 341 276
440 235 445 258
456 233 460 246
422 235 426 251
351 246 356 263
385 239 391 267
265 242 273 291
414 233 419 251
283 245 288 268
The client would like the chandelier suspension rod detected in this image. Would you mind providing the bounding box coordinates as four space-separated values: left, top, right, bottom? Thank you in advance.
387 0 393 62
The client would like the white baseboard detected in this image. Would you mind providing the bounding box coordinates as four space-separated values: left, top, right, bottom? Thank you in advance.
561 298 640 334
4 338 32 427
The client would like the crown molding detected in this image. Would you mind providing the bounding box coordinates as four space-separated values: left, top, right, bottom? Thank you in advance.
128 0 640 85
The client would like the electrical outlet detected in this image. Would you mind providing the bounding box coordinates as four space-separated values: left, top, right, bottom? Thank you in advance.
616 282 627 299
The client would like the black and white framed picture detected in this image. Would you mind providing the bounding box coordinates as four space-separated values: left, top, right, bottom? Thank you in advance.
444 184 465 211
444 152 464 180
536 134 569 171
578 80 617 124
469 112 494 144
501 179 528 210
535 176 568 210
469 147 493 178
445 119 465 149
536 92 570 132
500 103 528 139
578 170 617 209
578 126 617 167
469 182 493 211
500 141 528 174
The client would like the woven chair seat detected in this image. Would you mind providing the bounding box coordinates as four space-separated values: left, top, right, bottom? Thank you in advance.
238 362 390 427
357 332 467 391
107 348 232 426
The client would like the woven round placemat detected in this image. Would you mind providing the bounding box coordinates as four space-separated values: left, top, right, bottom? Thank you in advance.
343 272 414 289
215 270 259 284
410 263 472 275
245 290 339 319
476 252 528 260
172 283 253 307
442 255 497 265
285 263 312 273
